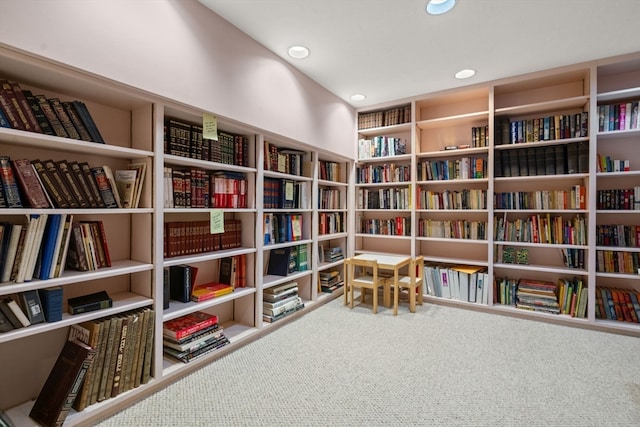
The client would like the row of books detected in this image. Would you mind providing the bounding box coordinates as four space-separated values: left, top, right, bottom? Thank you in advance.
417 219 487 240
29 306 156 427
597 100 640 132
417 157 487 181
263 177 310 209
163 311 229 363
263 281 304 323
494 113 588 145
0 78 105 143
495 277 587 317
318 212 344 235
417 188 487 210
318 269 343 293
470 125 489 148
318 160 341 182
263 141 306 176
0 291 51 331
266 244 309 277
357 136 407 160
164 118 249 166
263 213 303 245
357 105 411 130
163 219 242 258
356 187 411 210
596 187 640 210
596 286 640 323
596 224 640 247
596 250 640 274
0 156 146 209
493 214 587 245
358 216 411 236
318 188 342 210
493 185 586 210
423 264 489 304
597 154 631 173
494 142 589 178
356 162 411 184
495 247 530 265
164 167 248 209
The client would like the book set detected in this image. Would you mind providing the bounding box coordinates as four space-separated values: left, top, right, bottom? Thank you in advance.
417 156 487 181
357 136 408 160
357 187 411 210
494 142 589 178
163 218 242 258
595 286 640 323
165 118 249 167
494 185 586 210
318 160 341 182
358 216 410 236
0 78 105 143
263 142 307 176
356 162 411 184
318 212 344 235
417 219 487 240
263 281 304 323
423 264 489 305
318 270 343 294
263 177 309 209
164 167 248 209
417 188 487 210
162 311 229 363
318 187 342 210
494 113 589 145
357 104 411 130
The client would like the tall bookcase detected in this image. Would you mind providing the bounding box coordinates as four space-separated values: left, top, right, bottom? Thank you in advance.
356 52 640 335
0 45 350 426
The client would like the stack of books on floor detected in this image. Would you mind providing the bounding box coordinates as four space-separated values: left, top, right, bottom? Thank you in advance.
163 311 229 363
515 278 560 314
263 281 304 323
319 270 343 293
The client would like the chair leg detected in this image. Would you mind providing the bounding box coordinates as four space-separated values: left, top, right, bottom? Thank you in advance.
393 282 399 316
409 285 416 313
372 286 378 314
350 284 355 309
417 287 423 306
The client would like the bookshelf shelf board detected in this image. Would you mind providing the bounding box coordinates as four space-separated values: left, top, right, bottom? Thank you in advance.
594 319 640 333
494 136 589 150
318 179 348 187
357 122 411 137
597 87 640 102
356 154 412 164
262 239 312 251
317 208 348 214
0 207 155 215
317 232 348 241
493 263 588 275
416 110 489 129
0 292 152 344
316 287 344 303
165 207 256 214
422 294 488 308
595 246 640 253
163 154 257 173
494 209 588 214
162 247 256 267
596 128 640 140
417 146 489 159
416 209 487 214
494 95 589 116
263 170 313 181
317 260 345 271
0 127 154 159
416 237 487 244
355 208 412 213
490 304 589 324
494 173 589 183
355 181 412 188
595 210 640 215
494 242 589 250
595 272 640 280
596 170 640 178
417 178 489 185
354 233 412 240
263 208 311 214
262 270 312 289
421 255 488 267
162 287 256 321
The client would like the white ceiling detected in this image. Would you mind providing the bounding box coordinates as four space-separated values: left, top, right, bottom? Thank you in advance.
199 0 640 109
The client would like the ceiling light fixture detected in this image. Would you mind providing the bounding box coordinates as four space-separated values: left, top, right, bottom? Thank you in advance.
350 94 366 102
455 69 476 79
426 0 456 15
288 45 310 59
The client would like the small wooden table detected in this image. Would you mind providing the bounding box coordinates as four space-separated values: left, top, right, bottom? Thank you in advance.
350 253 412 312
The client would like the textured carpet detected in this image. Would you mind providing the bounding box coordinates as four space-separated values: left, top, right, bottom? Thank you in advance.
96 297 640 426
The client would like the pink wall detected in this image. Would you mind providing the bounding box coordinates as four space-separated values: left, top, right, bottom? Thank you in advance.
0 0 356 158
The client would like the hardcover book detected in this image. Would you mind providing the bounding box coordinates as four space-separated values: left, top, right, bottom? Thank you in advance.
90 166 119 208
72 100 105 143
169 264 192 303
38 286 63 322
35 94 68 138
48 97 81 140
67 290 112 315
18 289 45 324
163 311 218 341
0 156 23 208
21 89 55 135
266 246 291 276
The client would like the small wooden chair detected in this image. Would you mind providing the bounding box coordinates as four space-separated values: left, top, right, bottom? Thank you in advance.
392 256 424 314
347 257 386 314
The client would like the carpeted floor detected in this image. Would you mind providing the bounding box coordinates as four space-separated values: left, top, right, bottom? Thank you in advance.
95 296 640 426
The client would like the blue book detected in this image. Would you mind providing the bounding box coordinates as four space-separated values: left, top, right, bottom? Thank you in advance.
37 214 62 280
38 286 63 322
0 107 10 128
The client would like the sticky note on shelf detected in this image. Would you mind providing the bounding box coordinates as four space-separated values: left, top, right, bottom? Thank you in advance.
203 112 218 141
210 209 224 234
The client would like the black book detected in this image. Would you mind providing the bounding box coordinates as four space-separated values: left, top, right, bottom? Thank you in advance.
554 145 566 175
22 89 55 136
79 162 106 207
67 290 112 315
577 141 589 173
169 264 192 303
507 149 519 177
535 146 547 176
566 142 579 174
517 148 528 176
72 100 105 143
526 147 537 176
35 94 68 138
267 247 291 276
494 150 503 177
163 266 170 309
0 298 24 329
31 159 69 208
0 307 14 332
55 160 89 208
62 101 93 142
544 146 556 175
48 97 81 140
18 289 45 324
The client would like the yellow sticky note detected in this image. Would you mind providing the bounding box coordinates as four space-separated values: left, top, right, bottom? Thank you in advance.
210 209 224 234
285 181 294 201
203 113 218 141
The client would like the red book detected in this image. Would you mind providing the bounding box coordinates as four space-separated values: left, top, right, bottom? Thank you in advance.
12 159 50 208
163 311 218 341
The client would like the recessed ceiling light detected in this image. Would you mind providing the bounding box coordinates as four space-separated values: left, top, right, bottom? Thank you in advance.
350 94 366 102
426 0 456 15
455 69 476 79
288 45 310 59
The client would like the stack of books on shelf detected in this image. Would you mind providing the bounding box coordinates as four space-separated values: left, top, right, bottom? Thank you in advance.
263 281 304 323
557 278 588 318
28 306 155 425
0 78 105 143
596 154 631 173
424 264 488 304
595 286 640 323
163 311 229 363
318 212 344 235
417 188 487 210
515 278 561 314
358 216 411 236
319 270 343 293
356 162 411 183
0 155 146 209
65 220 112 272
418 157 487 181
495 142 589 178
164 118 249 166
0 287 65 333
319 245 344 264
596 187 640 210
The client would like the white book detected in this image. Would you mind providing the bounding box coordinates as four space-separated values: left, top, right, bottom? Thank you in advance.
25 213 49 281
475 273 484 304
1 224 22 283
54 214 74 278
102 165 123 208
15 215 41 283
128 161 147 208
5 298 30 327
481 272 490 305
114 169 138 209
440 268 451 299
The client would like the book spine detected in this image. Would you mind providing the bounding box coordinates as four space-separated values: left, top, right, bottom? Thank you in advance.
0 156 23 208
12 159 50 208
48 97 81 139
62 101 93 141
35 94 68 137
